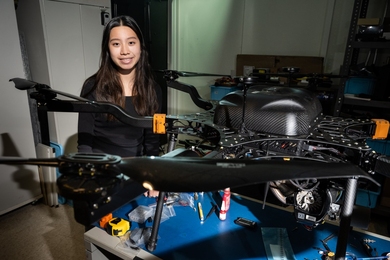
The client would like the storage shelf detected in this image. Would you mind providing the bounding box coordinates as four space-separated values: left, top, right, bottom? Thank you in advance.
351 41 390 49
333 0 390 117
343 97 390 109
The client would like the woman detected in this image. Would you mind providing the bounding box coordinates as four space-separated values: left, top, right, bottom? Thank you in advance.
77 15 161 196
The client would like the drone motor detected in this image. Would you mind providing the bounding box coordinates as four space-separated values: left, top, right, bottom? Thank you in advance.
56 153 124 201
57 174 124 201
294 185 333 228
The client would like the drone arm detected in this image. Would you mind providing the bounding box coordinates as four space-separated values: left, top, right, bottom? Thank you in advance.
0 157 60 167
166 80 213 110
10 77 155 128
37 99 153 128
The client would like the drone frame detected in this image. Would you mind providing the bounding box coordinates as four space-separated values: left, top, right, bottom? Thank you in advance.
5 75 390 258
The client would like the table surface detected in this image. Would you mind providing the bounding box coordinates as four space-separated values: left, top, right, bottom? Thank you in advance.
86 192 390 260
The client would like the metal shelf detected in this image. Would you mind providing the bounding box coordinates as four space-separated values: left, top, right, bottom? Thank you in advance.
351 41 390 49
333 0 390 116
343 97 390 109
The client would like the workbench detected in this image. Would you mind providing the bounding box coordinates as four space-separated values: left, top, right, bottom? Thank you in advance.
84 192 390 259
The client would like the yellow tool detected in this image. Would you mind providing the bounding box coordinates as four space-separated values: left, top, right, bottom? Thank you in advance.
106 217 130 236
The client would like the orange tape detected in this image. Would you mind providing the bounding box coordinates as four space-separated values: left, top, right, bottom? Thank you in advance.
372 119 389 139
153 113 166 134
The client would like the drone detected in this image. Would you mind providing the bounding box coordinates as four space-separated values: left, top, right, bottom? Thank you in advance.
1 71 390 258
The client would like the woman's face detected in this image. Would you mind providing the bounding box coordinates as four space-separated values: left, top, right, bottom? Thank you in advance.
108 25 141 74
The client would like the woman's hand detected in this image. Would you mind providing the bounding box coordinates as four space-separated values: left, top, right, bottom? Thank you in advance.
144 190 159 198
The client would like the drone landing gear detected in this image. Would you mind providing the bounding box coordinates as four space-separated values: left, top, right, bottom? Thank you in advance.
146 136 202 251
147 191 166 251
335 178 358 259
237 77 256 136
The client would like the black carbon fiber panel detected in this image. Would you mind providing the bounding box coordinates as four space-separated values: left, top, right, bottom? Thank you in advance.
375 156 390 178
213 86 322 136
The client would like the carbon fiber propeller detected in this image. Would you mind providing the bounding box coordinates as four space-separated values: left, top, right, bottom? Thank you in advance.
0 153 379 194
10 78 89 102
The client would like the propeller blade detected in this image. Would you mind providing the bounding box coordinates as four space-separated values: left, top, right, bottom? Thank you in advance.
41 88 90 102
118 157 379 192
10 78 40 90
0 154 380 194
244 73 347 79
0 157 60 167
158 69 230 78
0 153 120 168
176 71 229 77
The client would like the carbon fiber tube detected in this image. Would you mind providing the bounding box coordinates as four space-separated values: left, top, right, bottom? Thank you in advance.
335 178 358 259
147 191 166 252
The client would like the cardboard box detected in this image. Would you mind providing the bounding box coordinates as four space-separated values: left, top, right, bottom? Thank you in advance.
236 55 323 76
357 18 381 25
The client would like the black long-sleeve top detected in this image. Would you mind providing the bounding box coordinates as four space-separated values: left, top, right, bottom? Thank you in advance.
77 79 162 157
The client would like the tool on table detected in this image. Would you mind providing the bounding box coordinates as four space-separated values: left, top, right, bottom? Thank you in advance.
361 239 374 257
198 202 204 222
219 188 231 220
362 238 376 244
320 233 336 252
323 251 335 260
106 217 130 236
204 204 217 222
99 213 113 228
234 217 257 230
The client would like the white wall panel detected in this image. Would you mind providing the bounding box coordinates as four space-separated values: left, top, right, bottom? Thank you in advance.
0 0 42 215
37 0 108 153
169 0 338 114
242 0 334 56
169 0 244 114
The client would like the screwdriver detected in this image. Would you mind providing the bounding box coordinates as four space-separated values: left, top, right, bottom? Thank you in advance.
198 202 204 222
204 204 218 222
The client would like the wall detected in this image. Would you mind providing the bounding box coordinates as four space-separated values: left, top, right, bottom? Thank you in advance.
16 0 110 153
168 0 390 115
0 0 42 214
242 0 334 57
169 0 243 114
168 0 343 114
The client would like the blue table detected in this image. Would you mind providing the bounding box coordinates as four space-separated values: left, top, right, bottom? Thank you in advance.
107 192 390 259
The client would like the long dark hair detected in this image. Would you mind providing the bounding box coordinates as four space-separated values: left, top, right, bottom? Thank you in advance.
82 15 158 117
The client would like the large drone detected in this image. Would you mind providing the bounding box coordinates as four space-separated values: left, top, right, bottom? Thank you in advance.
2 72 390 258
